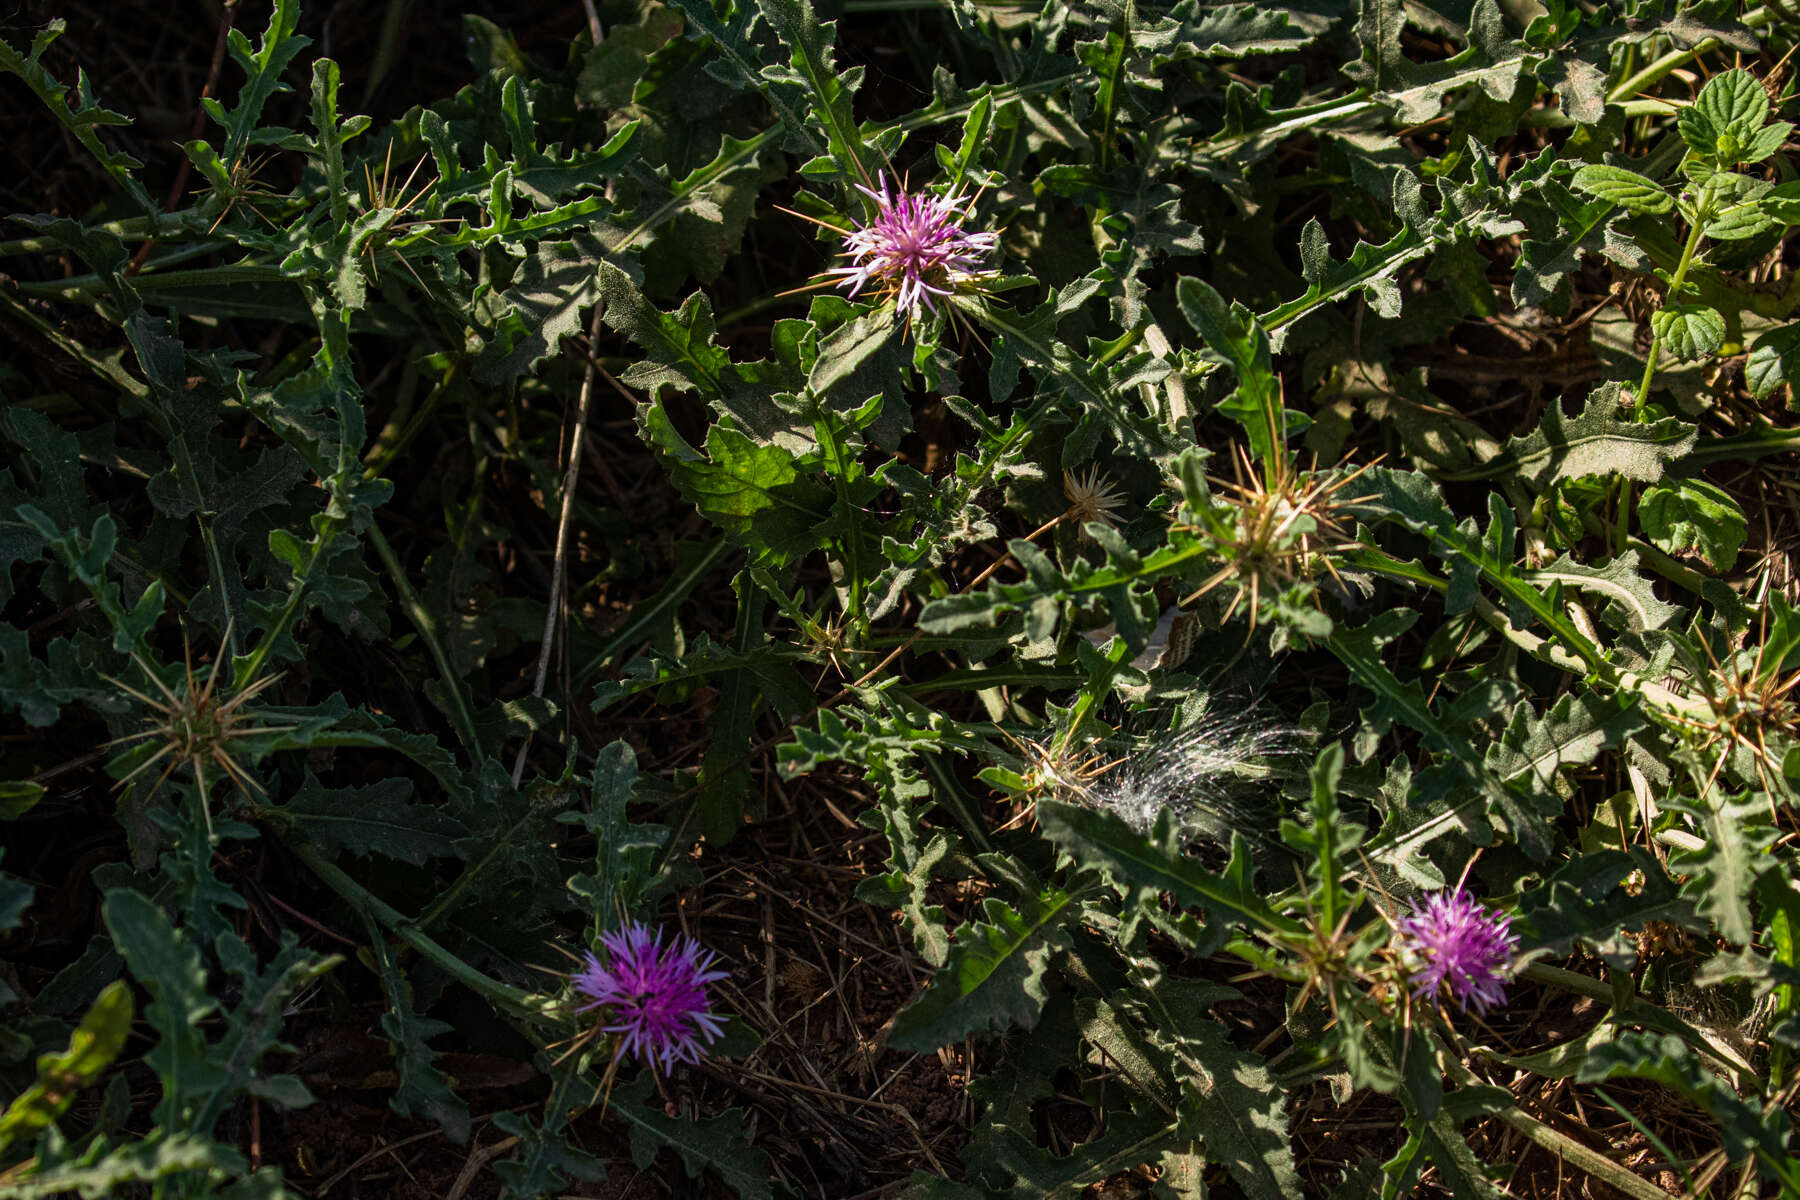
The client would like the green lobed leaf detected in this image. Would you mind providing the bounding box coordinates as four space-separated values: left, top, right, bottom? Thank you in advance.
282 774 467 866
636 401 829 565
362 909 471 1143
0 1132 245 1200
0 981 133 1155
1666 793 1775 947
475 233 608 384
102 888 219 1131
1141 977 1300 1200
1639 478 1748 569
1037 800 1298 935
1578 1031 1787 1171
887 882 1085 1052
1444 382 1696 488
615 1071 773 1199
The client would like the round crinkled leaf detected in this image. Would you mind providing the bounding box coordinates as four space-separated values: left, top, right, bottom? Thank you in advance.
1651 305 1725 361
1687 68 1770 160
1746 323 1800 398
1571 164 1672 215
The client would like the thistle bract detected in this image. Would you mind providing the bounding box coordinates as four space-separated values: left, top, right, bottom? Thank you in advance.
1393 887 1519 1013
828 173 998 319
574 921 728 1071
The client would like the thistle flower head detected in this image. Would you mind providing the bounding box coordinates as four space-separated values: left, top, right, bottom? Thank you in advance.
574 921 728 1072
1392 887 1519 1013
1063 466 1128 532
828 173 998 319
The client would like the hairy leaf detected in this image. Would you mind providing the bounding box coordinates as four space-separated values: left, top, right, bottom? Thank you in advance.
1447 383 1696 488
888 883 1084 1052
1639 478 1747 569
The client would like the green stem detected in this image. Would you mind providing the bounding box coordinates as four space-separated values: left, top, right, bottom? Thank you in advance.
1633 197 1711 420
289 840 545 1017
236 515 342 688
1619 186 1713 553
366 523 483 761
17 262 291 301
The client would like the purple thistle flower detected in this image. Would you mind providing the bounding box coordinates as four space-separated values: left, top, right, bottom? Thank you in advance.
1393 886 1519 1013
828 173 998 319
573 921 728 1072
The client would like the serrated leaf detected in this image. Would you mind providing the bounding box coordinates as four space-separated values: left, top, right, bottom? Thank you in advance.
362 909 471 1142
475 233 607 384
0 24 157 213
1448 382 1695 487
492 1105 611 1197
1416 1110 1505 1198
577 6 685 109
283 774 466 865
758 0 869 181
636 402 828 565
1668 794 1774 947
102 888 219 1129
1640 478 1747 569
1517 849 1689 970
888 884 1083 1051
853 757 954 966
599 262 735 400
1487 693 1646 797
1168 1016 1298 1200
1177 276 1285 463
562 741 668 923
0 1132 243 1199
984 1100 1184 1198
1652 304 1725 361
1570 164 1671 215
615 1072 772 1199
1038 801 1297 935
1525 551 1682 632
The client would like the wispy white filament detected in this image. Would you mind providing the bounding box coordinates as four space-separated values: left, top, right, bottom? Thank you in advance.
1083 708 1301 840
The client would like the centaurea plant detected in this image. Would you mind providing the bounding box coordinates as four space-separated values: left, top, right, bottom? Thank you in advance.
1392 886 1519 1013
573 921 728 1072
828 173 998 319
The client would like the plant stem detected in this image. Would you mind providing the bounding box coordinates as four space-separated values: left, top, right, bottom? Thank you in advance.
511 308 603 786
237 516 341 688
1618 185 1713 553
1493 1106 1672 1200
367 523 483 760
1632 196 1711 421
288 840 546 1017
